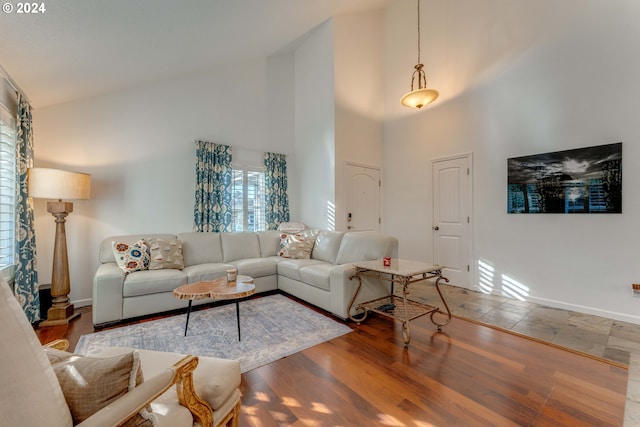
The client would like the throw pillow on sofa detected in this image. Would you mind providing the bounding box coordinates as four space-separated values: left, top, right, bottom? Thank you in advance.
278 233 316 259
112 240 151 274
44 348 156 426
148 238 184 270
277 222 307 233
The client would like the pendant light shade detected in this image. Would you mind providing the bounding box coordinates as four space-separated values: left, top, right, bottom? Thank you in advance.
401 0 438 109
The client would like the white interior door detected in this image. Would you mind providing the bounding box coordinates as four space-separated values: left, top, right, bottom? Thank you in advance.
432 154 472 288
346 163 380 232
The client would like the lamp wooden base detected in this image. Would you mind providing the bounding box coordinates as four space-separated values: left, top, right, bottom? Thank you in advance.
40 200 80 327
39 304 80 326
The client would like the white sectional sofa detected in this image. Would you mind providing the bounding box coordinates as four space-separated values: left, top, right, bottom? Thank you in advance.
93 230 398 326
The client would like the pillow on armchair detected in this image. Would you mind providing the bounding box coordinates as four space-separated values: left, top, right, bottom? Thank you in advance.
44 348 156 426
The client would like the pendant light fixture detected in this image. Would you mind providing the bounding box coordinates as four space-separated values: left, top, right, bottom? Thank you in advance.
400 0 439 109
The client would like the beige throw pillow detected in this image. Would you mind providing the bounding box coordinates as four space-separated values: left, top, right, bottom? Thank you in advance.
44 348 156 426
278 233 316 259
148 238 185 270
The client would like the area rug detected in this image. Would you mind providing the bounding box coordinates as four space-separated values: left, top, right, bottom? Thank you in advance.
75 294 352 373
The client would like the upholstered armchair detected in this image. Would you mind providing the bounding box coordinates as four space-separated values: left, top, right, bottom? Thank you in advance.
0 277 241 427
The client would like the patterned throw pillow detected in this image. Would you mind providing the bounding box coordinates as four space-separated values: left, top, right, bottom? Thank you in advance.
278 233 316 259
148 238 184 270
44 348 156 426
112 240 150 274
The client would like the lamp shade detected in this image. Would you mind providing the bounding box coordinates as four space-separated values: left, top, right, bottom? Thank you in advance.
28 167 91 200
400 88 439 109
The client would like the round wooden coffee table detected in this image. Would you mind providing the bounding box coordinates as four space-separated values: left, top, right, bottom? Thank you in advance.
173 275 255 338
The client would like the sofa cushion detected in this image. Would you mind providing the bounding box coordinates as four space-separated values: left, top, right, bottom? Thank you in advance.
311 231 345 264
277 258 325 281
257 230 282 257
229 258 278 278
299 264 333 291
123 269 187 297
278 233 316 259
178 232 224 266
45 349 154 426
148 238 184 270
183 263 234 283
335 232 397 265
100 234 177 264
221 232 261 262
112 240 151 274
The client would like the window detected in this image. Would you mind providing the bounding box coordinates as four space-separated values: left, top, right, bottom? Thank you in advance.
231 165 266 232
0 104 16 279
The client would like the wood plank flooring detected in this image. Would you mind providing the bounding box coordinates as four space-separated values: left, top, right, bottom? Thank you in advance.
38 295 627 427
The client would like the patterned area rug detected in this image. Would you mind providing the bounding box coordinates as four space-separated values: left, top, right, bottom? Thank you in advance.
76 294 352 373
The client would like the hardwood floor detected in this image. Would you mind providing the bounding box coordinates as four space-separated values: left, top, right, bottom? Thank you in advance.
38 296 627 427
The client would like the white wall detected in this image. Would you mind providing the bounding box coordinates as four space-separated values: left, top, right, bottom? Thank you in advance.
34 58 295 305
292 11 385 232
294 20 335 230
333 10 385 231
383 0 640 323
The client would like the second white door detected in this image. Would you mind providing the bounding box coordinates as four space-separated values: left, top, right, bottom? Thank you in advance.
432 154 472 288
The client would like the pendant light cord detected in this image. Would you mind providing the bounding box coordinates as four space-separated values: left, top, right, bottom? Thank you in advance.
417 0 421 64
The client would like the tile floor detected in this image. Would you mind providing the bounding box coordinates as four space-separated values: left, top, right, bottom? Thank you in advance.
407 282 640 425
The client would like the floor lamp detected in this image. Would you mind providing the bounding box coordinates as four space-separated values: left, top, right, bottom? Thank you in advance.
28 167 91 326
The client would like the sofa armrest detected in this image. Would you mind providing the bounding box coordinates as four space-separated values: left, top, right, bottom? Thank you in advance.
329 263 392 319
329 264 358 319
92 263 125 326
77 356 213 427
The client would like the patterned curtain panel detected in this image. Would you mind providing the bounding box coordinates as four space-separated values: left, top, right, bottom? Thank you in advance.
193 140 233 232
14 94 39 322
264 152 290 230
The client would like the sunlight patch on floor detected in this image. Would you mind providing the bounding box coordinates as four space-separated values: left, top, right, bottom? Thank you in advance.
281 396 301 408
297 417 327 426
255 391 271 402
376 413 405 426
311 402 332 414
272 410 290 422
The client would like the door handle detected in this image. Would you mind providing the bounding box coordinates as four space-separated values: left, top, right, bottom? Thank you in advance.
432 226 439 231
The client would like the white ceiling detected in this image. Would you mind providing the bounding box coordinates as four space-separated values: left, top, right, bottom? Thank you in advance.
0 0 392 108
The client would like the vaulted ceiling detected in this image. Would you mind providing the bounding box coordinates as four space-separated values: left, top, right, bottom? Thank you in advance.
0 0 391 108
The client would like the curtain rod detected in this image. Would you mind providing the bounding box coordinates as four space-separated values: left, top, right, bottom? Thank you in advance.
0 63 30 103
193 139 291 156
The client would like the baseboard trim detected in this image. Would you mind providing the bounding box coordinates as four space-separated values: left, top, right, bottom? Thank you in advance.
71 298 92 308
466 284 640 325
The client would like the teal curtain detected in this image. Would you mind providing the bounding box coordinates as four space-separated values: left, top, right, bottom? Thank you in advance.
264 152 290 230
193 140 233 232
14 94 39 322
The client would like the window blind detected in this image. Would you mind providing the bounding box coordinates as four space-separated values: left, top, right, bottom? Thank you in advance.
231 165 266 232
0 103 16 276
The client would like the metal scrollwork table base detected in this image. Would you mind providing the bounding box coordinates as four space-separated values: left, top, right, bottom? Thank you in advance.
347 258 451 346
